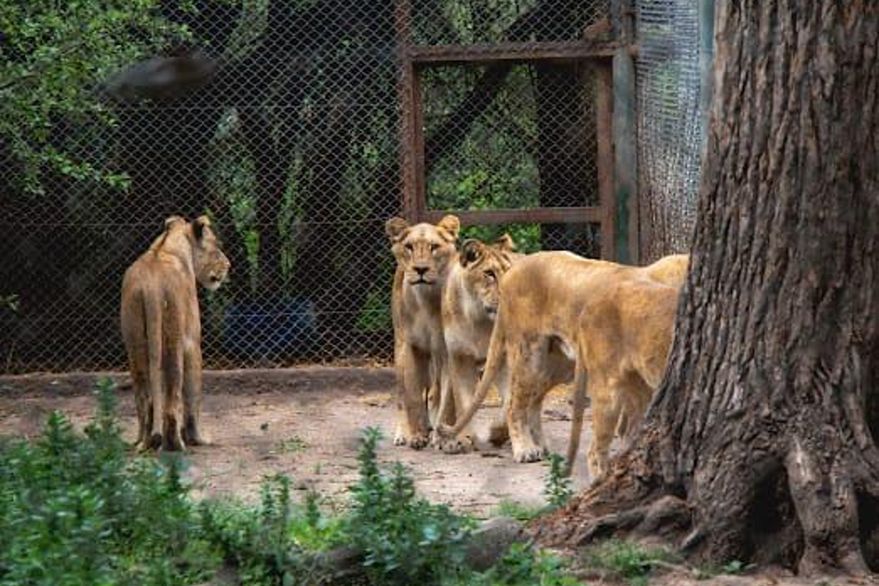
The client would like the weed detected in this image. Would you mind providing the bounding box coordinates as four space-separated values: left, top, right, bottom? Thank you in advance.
445 543 580 586
0 378 219 585
585 539 677 585
347 426 474 584
494 499 545 522
544 453 573 509
274 435 309 454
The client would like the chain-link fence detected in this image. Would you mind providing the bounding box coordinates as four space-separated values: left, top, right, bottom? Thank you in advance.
0 0 615 374
635 0 711 262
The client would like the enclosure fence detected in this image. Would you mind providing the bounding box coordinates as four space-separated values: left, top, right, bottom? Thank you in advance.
0 0 711 374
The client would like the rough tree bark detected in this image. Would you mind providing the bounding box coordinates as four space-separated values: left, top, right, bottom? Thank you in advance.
532 0 879 575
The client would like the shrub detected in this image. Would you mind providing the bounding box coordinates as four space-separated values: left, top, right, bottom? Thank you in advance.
346 427 474 584
0 378 219 585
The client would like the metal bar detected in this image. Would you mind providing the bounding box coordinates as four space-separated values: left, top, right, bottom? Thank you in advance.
395 0 418 222
409 41 619 65
423 207 603 226
699 0 716 156
411 69 427 221
612 47 639 264
595 63 615 260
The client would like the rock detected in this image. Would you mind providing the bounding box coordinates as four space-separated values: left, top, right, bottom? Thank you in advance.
465 516 529 572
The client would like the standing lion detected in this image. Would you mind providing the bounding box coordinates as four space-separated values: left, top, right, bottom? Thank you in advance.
120 215 230 451
385 214 460 449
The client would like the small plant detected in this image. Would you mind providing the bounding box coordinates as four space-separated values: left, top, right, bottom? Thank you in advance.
494 499 545 522
445 543 580 586
721 559 748 574
0 378 219 585
585 539 677 585
274 435 309 454
347 427 474 584
544 453 573 509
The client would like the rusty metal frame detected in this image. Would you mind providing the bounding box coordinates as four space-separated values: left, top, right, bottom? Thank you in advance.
396 1 629 260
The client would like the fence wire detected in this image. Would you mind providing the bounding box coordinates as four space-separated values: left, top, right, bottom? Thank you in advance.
635 0 706 262
0 0 612 374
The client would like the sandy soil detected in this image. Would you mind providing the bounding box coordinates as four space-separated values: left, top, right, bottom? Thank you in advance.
0 366 591 517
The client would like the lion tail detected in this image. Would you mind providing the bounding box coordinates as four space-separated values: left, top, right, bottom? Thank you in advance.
143 289 164 440
565 356 588 477
446 306 507 438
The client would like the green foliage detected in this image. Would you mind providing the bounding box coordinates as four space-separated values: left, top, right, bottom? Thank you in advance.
585 539 677 586
0 0 190 193
544 453 573 510
347 427 475 584
0 377 219 585
445 543 580 586
200 475 329 584
493 499 545 522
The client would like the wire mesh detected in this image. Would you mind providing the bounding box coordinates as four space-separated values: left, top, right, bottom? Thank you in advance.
0 0 614 374
634 0 706 262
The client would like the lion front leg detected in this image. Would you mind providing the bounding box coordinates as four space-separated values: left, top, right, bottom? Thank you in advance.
394 343 431 449
434 352 479 454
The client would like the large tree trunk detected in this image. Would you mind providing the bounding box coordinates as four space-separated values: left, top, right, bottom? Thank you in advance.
532 0 879 575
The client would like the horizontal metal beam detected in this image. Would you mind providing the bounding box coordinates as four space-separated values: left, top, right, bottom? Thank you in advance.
409 41 620 65
424 207 603 226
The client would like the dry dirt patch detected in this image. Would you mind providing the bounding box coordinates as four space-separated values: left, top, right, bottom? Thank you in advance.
0 366 592 517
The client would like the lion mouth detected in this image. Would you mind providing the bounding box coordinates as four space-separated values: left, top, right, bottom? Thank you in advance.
410 277 434 285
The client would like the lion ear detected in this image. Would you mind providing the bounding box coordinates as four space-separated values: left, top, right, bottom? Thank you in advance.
461 239 484 267
437 215 460 241
193 215 212 241
494 233 516 252
164 215 187 231
385 216 409 243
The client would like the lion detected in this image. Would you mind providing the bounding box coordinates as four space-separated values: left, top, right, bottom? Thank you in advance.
385 214 460 449
120 215 230 451
435 251 687 479
433 234 521 453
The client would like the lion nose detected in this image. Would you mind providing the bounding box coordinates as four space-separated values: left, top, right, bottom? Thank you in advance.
415 266 429 277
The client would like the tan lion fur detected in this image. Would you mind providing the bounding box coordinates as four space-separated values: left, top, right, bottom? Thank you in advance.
433 234 521 453
385 215 460 449
436 251 688 479
120 215 230 451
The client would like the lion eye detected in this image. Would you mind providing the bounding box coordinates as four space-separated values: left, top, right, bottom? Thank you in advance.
430 243 439 252
404 243 414 252
484 270 496 280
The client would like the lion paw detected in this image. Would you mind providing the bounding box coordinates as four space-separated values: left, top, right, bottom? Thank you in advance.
513 446 548 463
408 433 430 450
436 435 476 455
487 421 510 447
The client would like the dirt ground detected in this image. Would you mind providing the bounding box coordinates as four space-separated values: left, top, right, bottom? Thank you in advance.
0 366 592 517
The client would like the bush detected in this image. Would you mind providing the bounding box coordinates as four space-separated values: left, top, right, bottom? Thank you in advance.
0 381 583 585
346 427 474 584
0 379 219 585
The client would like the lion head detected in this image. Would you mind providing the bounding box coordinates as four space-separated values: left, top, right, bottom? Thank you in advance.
385 215 460 287
459 234 517 319
155 215 231 291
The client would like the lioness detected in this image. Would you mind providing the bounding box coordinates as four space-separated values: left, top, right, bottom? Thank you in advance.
436 251 687 478
120 215 230 451
434 234 520 452
386 214 460 449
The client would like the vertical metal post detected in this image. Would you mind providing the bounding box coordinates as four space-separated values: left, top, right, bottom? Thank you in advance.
396 0 424 223
611 0 639 264
698 0 716 159
595 63 615 260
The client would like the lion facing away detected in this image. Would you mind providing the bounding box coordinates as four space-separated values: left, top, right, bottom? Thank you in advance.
120 215 230 451
385 214 460 449
434 234 520 452
436 251 687 479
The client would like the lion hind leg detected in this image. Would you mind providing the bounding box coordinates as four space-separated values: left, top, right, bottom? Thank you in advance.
183 340 209 446
161 341 186 452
